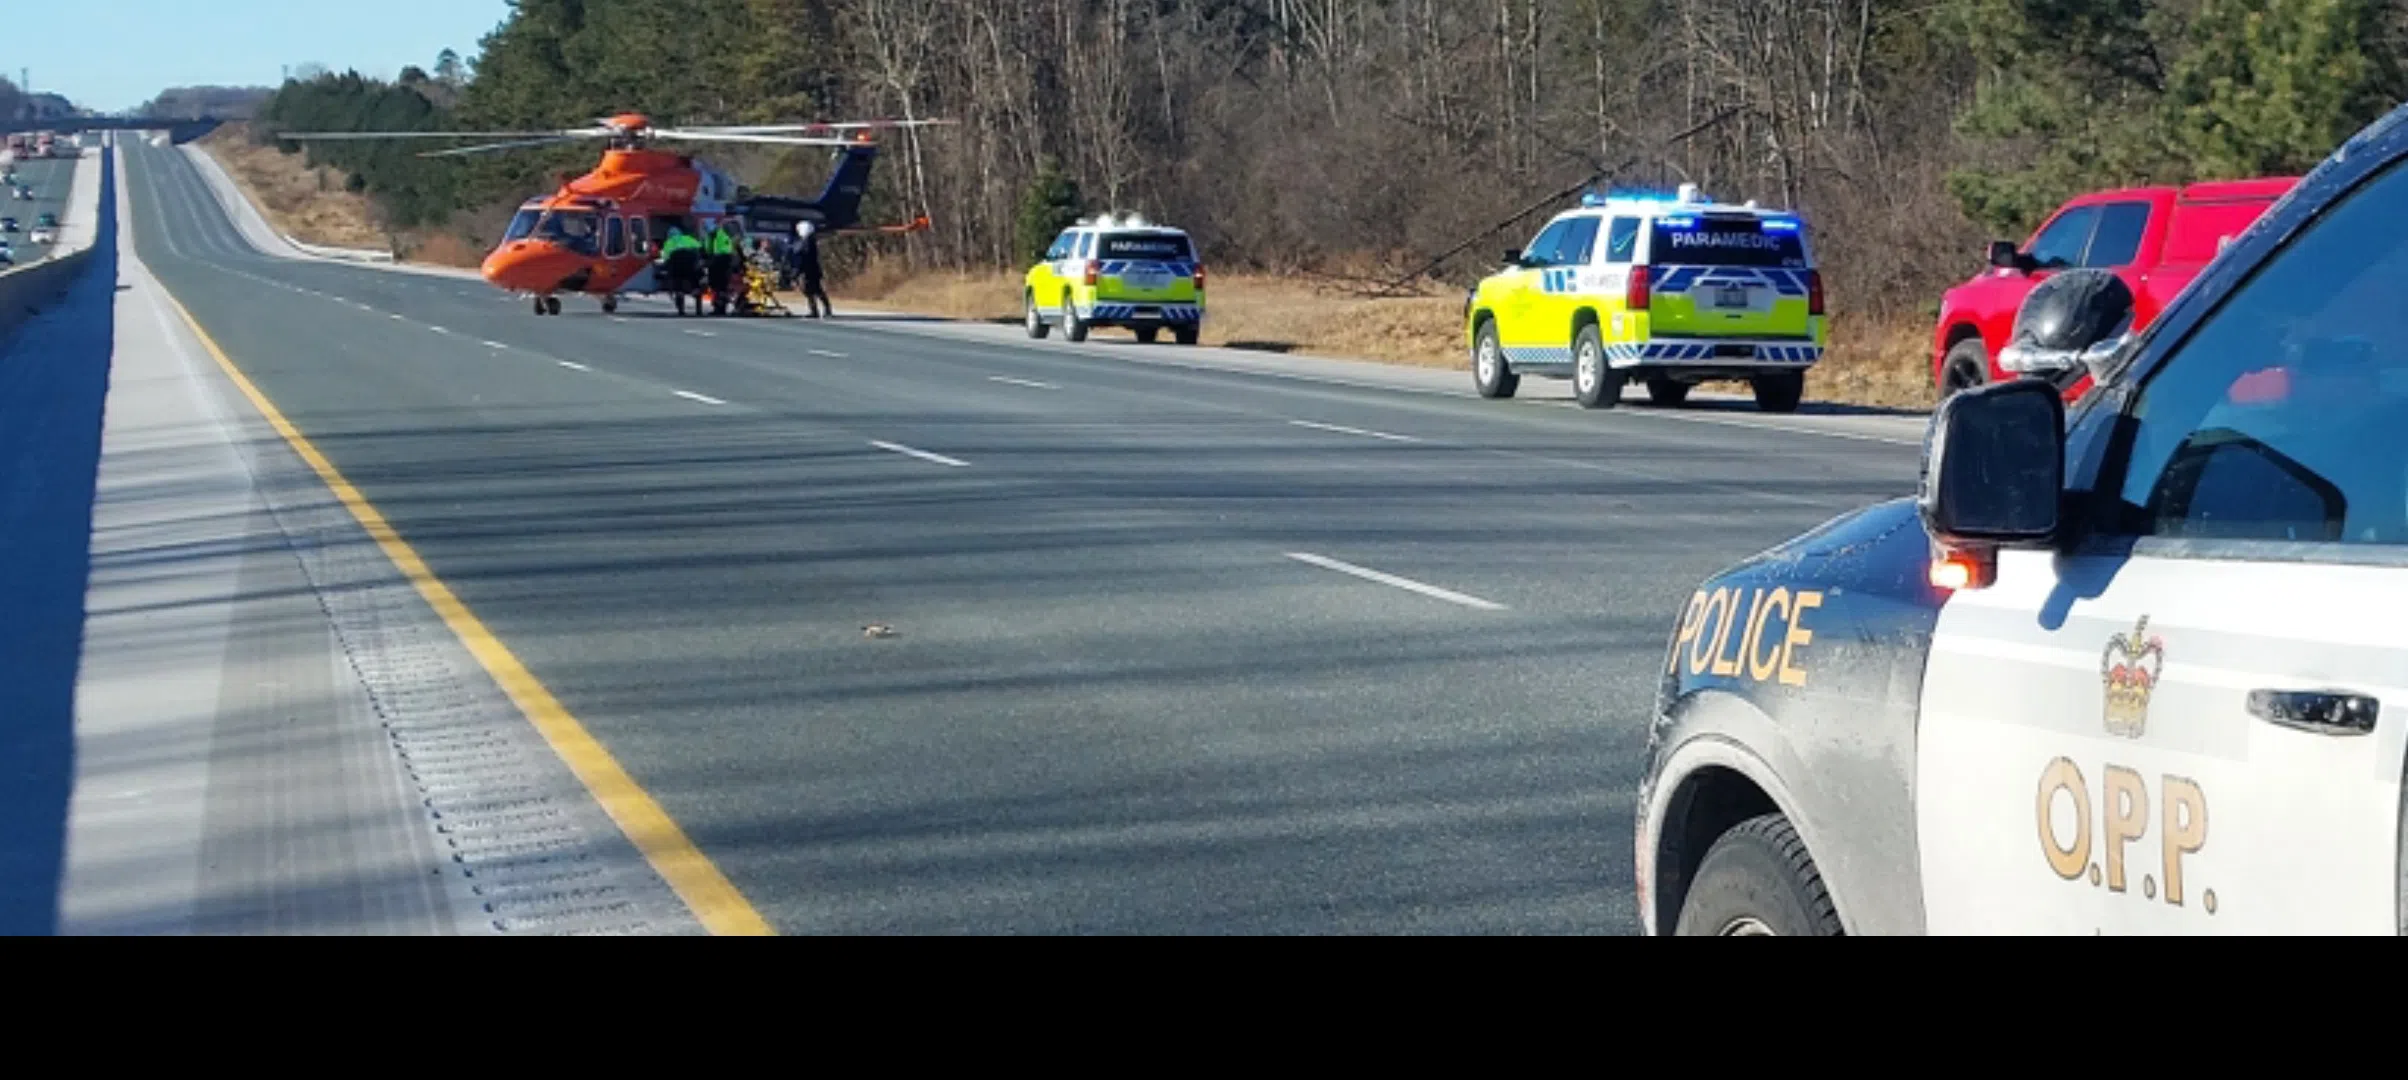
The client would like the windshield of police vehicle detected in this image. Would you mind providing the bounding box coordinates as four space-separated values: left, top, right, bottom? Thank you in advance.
1100 233 1193 261
1650 216 1807 268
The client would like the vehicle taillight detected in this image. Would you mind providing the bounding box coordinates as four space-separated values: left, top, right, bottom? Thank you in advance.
1626 266 1650 310
1084 260 1100 287
1193 264 1205 290
1807 270 1825 316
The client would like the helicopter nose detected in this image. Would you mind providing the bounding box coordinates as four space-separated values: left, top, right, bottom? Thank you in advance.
483 241 566 287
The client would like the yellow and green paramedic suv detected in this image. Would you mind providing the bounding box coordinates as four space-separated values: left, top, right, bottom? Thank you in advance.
1465 185 1827 412
1025 215 1204 345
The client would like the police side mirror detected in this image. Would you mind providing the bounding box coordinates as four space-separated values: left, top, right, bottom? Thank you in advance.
1987 240 2024 271
1503 249 1524 267
1919 377 2064 567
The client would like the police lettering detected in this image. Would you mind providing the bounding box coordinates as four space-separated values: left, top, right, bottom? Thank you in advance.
1669 586 1823 686
2036 758 2214 913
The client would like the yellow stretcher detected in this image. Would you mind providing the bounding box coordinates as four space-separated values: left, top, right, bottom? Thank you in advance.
733 259 790 317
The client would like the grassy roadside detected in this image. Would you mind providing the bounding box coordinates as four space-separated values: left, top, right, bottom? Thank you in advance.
188 126 1942 411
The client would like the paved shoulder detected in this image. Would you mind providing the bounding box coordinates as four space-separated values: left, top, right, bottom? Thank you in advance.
48 146 709 935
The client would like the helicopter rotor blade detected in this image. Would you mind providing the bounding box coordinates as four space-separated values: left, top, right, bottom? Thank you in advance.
279 129 602 141
414 135 597 158
647 129 864 147
675 119 957 135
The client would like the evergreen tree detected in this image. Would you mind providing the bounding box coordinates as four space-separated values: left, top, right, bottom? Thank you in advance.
1016 159 1083 265
2163 0 2402 179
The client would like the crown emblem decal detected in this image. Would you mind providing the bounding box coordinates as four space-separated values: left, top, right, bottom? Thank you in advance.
2100 616 2165 739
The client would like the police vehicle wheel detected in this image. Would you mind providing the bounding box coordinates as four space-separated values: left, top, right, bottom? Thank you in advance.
1753 372 1804 413
1174 326 1198 346
1674 812 1843 937
1136 327 1160 344
1940 338 1988 398
1472 320 1517 398
1645 378 1691 407
1025 292 1050 339
1573 326 1623 409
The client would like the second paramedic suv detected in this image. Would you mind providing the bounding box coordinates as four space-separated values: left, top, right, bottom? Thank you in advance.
1025 216 1203 345
1467 186 1827 412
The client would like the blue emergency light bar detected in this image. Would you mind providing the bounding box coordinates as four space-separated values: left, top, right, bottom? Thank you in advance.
1659 215 1697 228
1763 217 1802 232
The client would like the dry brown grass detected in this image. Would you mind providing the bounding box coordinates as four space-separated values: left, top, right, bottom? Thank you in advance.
831 260 1940 410
196 122 392 252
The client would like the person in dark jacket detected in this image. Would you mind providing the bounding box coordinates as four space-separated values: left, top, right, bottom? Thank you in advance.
795 222 832 319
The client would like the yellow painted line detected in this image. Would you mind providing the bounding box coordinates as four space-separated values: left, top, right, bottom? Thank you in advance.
157 289 775 937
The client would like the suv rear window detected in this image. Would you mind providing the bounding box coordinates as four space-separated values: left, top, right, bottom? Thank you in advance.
1649 215 1807 268
1100 233 1193 261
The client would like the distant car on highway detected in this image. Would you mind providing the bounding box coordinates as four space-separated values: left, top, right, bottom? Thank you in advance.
1635 98 2408 936
0 216 16 232
29 227 55 245
36 212 56 229
1932 177 2297 401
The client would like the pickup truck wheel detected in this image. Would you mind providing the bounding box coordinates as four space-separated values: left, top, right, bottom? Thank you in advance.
1941 338 1988 397
1645 377 1691 407
1752 371 1804 413
1673 813 1843 937
1472 319 1518 399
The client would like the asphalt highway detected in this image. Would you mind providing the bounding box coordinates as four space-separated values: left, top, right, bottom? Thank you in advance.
1 150 75 265
121 138 1924 933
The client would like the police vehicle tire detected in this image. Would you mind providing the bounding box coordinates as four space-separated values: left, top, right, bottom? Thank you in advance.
1573 325 1624 409
1674 812 1843 937
1472 319 1518 398
1025 291 1049 339
1174 326 1198 346
1940 338 1987 397
1645 377 1691 407
1752 372 1804 413
1137 327 1160 344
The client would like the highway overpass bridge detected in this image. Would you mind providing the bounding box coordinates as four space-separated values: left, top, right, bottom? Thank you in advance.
0 116 222 142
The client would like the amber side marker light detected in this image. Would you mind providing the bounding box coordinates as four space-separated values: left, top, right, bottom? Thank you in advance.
1929 546 1996 591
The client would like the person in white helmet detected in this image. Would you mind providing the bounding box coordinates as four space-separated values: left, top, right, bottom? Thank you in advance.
794 221 832 319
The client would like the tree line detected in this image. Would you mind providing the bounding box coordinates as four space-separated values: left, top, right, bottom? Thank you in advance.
241 0 2408 321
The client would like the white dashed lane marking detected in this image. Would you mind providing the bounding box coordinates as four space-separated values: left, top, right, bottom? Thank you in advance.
869 440 970 468
674 390 727 406
1289 419 1419 443
1284 552 1507 611
988 376 1056 390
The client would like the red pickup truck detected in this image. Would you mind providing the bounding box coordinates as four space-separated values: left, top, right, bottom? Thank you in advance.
1931 177 2299 399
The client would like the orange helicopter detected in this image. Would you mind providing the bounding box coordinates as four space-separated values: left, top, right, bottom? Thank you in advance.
279 113 946 316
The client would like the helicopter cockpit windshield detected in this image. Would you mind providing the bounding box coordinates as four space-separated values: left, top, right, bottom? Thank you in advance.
531 209 601 254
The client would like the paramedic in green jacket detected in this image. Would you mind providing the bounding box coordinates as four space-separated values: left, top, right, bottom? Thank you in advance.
706 221 741 315
656 226 705 315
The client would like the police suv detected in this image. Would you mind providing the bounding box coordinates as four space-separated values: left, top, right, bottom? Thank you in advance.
1025 215 1203 345
1467 185 1826 412
1636 101 2408 935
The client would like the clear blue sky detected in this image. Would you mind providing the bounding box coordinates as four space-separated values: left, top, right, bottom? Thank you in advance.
5 0 513 113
